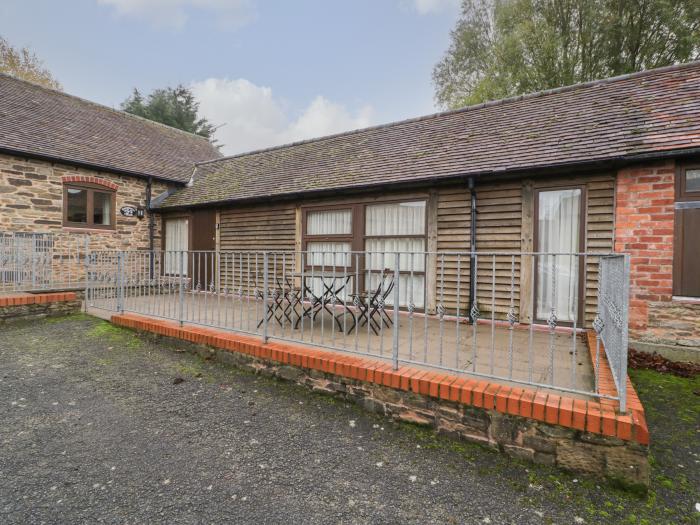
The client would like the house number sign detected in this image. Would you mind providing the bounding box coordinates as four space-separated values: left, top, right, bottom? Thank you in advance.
120 206 138 217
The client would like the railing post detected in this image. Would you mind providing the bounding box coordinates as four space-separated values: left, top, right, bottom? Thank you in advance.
83 236 90 313
392 252 400 370
262 252 269 343
619 254 631 413
117 251 125 314
178 251 185 327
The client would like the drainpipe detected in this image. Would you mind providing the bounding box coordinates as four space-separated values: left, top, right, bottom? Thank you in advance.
146 176 155 278
468 177 477 323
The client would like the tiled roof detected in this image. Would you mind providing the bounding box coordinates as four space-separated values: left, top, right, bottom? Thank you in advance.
0 73 221 183
160 61 700 208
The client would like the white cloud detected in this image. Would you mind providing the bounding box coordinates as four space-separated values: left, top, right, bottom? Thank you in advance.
97 0 254 29
408 0 460 15
191 77 374 155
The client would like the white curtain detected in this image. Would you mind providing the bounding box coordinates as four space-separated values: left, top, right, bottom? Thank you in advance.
307 209 351 235
306 241 352 267
95 192 111 225
165 218 188 275
365 238 425 272
365 201 426 307
365 272 425 308
365 201 425 236
536 189 581 322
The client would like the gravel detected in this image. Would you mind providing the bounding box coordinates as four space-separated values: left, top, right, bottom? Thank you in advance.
0 314 696 524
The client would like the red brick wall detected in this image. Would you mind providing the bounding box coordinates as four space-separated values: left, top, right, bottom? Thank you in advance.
615 160 700 350
615 160 675 334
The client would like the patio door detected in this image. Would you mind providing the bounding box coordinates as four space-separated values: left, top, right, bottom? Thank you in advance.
534 187 584 324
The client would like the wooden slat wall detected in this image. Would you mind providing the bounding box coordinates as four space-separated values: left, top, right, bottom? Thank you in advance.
212 174 614 326
219 203 296 252
474 181 523 318
219 202 297 293
435 175 614 324
435 180 523 318
583 176 616 325
436 186 470 313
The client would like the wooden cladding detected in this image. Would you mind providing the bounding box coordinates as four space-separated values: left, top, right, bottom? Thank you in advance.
212 173 616 328
434 175 615 326
219 203 296 252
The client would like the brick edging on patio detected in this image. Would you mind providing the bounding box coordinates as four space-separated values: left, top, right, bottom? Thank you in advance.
111 313 649 445
0 292 77 307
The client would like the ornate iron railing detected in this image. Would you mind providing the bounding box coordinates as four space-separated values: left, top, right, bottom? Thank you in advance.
85 249 631 408
0 232 89 293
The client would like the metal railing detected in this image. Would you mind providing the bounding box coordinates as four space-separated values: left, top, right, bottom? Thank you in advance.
0 232 90 293
85 249 630 409
594 254 630 412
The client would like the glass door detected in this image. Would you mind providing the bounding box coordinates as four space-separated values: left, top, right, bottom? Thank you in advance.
535 188 583 323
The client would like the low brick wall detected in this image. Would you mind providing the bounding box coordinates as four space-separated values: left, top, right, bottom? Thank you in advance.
0 293 81 324
110 312 650 489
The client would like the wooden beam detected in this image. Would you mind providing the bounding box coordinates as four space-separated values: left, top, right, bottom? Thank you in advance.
519 179 534 323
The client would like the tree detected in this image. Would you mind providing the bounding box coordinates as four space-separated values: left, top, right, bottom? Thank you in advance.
0 36 61 90
433 0 700 109
121 85 217 142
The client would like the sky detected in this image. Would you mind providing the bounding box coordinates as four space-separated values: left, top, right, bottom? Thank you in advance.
0 0 461 155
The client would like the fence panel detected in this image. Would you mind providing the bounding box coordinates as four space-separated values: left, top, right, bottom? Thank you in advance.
0 232 89 293
85 248 631 407
596 254 630 412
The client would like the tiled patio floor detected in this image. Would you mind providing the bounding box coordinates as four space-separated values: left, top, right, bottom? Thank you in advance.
87 291 595 397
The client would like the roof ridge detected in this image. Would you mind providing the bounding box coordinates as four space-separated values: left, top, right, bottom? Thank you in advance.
0 71 215 144
195 59 700 166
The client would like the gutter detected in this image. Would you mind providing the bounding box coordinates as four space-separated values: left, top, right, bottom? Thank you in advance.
468 177 477 323
146 176 155 278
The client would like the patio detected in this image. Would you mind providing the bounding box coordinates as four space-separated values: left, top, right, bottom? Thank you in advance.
87 290 595 397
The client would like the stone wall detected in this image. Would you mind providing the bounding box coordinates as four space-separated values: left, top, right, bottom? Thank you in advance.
172 335 650 490
111 312 650 490
0 152 172 251
0 293 81 323
615 160 700 361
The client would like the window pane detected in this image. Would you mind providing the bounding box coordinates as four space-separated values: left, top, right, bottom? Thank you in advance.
306 241 351 267
536 189 581 322
686 169 700 192
365 272 424 308
365 238 425 271
366 201 425 236
165 218 189 275
307 209 352 235
93 191 112 226
66 188 87 223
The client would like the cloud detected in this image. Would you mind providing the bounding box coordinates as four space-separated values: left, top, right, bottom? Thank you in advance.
190 77 374 155
408 0 460 15
97 0 254 29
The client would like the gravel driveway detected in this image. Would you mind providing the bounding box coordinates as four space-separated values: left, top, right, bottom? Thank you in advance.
0 315 696 524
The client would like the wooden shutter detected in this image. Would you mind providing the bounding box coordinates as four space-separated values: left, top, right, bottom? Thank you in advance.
673 205 700 298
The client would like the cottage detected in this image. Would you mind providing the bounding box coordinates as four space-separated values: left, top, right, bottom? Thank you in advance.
4 61 700 485
153 62 700 360
0 72 221 253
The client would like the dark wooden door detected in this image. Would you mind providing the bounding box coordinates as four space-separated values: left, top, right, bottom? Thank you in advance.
191 209 217 290
673 206 700 297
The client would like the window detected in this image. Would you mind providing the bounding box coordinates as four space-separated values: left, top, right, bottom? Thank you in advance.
673 165 700 298
164 217 189 275
302 200 427 307
305 209 353 268
365 201 426 307
535 188 583 322
63 184 115 229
